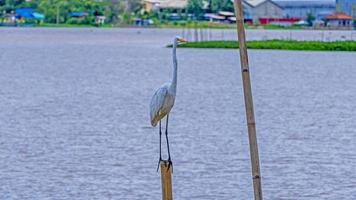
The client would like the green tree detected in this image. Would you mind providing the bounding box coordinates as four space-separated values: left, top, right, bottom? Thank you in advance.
0 0 26 13
306 12 315 26
0 0 142 25
104 0 141 24
187 0 204 18
37 0 68 23
209 0 233 12
125 0 141 13
105 0 120 23
35 0 108 24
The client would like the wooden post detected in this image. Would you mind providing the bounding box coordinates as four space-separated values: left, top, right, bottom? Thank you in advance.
194 22 198 42
56 5 60 24
160 161 173 200
233 1 263 200
200 28 203 41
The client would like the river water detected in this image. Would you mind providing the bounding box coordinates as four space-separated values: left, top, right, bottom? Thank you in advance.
0 28 355 199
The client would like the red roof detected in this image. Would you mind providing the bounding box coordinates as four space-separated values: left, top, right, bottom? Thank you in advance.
325 12 352 20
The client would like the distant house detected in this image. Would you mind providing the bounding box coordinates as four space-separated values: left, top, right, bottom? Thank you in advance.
141 0 188 20
218 11 235 22
1 13 16 25
206 14 226 22
336 0 356 18
158 0 187 12
142 0 187 13
16 8 34 19
242 0 283 23
16 8 45 20
142 0 161 12
95 16 106 25
206 11 236 23
325 12 353 28
274 0 335 20
70 12 88 18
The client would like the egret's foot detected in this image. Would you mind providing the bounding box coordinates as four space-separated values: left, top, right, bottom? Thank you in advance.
157 158 163 172
167 159 173 173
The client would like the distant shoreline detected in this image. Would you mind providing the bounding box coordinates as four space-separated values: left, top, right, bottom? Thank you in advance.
172 40 356 52
1 22 354 31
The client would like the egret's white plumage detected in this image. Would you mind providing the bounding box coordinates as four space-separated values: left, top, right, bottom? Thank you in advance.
150 37 185 127
150 83 175 127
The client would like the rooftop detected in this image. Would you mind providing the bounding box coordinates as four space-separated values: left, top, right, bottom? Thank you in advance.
218 11 235 17
151 0 187 9
243 0 268 7
326 12 353 20
242 0 282 8
274 0 335 7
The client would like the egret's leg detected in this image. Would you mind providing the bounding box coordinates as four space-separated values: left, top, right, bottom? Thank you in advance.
157 120 162 172
165 115 173 172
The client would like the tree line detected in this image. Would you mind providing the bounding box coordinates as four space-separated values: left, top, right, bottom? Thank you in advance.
0 0 141 24
0 0 233 25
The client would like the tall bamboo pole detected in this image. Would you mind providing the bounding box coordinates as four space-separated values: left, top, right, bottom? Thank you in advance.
233 1 263 200
160 161 173 200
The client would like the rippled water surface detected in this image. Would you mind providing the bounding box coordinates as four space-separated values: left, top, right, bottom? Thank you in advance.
0 28 355 199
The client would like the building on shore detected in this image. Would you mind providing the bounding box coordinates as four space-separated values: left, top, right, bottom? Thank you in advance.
140 0 355 28
141 0 188 20
142 0 187 13
242 0 283 23
142 0 160 12
336 0 356 18
274 0 335 20
206 11 236 23
15 8 45 22
325 11 353 28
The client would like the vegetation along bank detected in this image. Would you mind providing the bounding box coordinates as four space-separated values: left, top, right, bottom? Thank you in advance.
174 40 356 51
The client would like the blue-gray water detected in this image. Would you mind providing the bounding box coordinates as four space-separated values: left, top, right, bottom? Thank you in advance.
0 28 355 199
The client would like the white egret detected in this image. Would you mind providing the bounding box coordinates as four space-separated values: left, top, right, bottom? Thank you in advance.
150 36 187 171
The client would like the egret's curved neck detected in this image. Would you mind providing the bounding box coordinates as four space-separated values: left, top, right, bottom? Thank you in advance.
171 39 178 92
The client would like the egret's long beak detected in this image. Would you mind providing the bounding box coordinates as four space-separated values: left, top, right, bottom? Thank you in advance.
177 38 188 43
